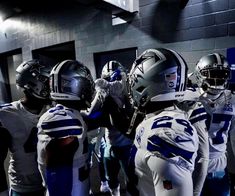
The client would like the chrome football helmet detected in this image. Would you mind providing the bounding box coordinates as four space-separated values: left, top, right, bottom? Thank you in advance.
129 48 188 108
195 53 230 95
16 59 52 99
101 60 126 82
50 60 95 107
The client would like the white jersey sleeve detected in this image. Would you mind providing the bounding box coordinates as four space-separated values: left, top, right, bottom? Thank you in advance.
84 78 109 116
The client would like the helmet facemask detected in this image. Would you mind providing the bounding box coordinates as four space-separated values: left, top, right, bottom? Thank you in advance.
197 66 230 96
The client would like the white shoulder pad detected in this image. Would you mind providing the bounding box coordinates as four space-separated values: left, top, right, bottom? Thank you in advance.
38 104 84 138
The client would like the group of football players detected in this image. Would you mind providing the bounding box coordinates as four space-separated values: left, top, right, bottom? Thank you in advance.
0 48 234 196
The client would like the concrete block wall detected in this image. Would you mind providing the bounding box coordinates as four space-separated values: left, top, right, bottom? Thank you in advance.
0 0 234 77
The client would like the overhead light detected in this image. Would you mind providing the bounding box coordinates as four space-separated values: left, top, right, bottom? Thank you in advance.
103 0 139 13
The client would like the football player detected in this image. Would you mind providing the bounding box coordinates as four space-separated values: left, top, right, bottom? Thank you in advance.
194 53 233 196
37 60 95 196
127 48 199 196
85 60 133 196
0 60 52 196
87 127 109 194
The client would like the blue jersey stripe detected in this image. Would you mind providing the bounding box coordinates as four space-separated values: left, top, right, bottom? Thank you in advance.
190 114 208 124
147 135 194 163
46 128 83 138
41 119 82 129
190 107 206 118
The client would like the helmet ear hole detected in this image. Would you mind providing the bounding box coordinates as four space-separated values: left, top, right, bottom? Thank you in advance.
136 86 145 93
201 83 208 91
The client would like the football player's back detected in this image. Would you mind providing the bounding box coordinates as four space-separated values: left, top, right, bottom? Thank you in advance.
37 60 94 196
127 48 197 196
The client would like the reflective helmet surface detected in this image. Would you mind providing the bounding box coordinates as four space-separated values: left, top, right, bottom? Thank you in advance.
50 60 95 107
129 48 188 107
101 60 126 82
195 53 230 95
16 59 52 99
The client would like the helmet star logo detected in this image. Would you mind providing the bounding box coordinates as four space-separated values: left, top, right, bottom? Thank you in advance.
135 55 152 73
30 63 45 73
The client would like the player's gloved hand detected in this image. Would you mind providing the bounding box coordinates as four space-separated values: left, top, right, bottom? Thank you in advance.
95 78 109 89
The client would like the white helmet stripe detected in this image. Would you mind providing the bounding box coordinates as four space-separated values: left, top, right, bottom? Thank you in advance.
148 48 166 61
168 49 186 91
108 61 111 72
52 60 71 74
51 60 71 93
214 53 222 65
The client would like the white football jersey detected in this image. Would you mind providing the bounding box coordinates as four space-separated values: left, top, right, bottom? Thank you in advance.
134 106 199 172
130 107 198 196
37 104 89 196
0 100 44 192
199 90 235 172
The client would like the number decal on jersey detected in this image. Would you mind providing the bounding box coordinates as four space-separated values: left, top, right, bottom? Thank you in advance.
24 127 38 153
211 113 232 144
151 116 193 135
176 119 193 136
151 116 173 129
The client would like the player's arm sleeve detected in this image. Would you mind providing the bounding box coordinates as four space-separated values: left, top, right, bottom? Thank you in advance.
86 90 106 116
192 121 209 196
0 125 11 194
86 79 109 116
82 87 111 131
45 137 79 196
